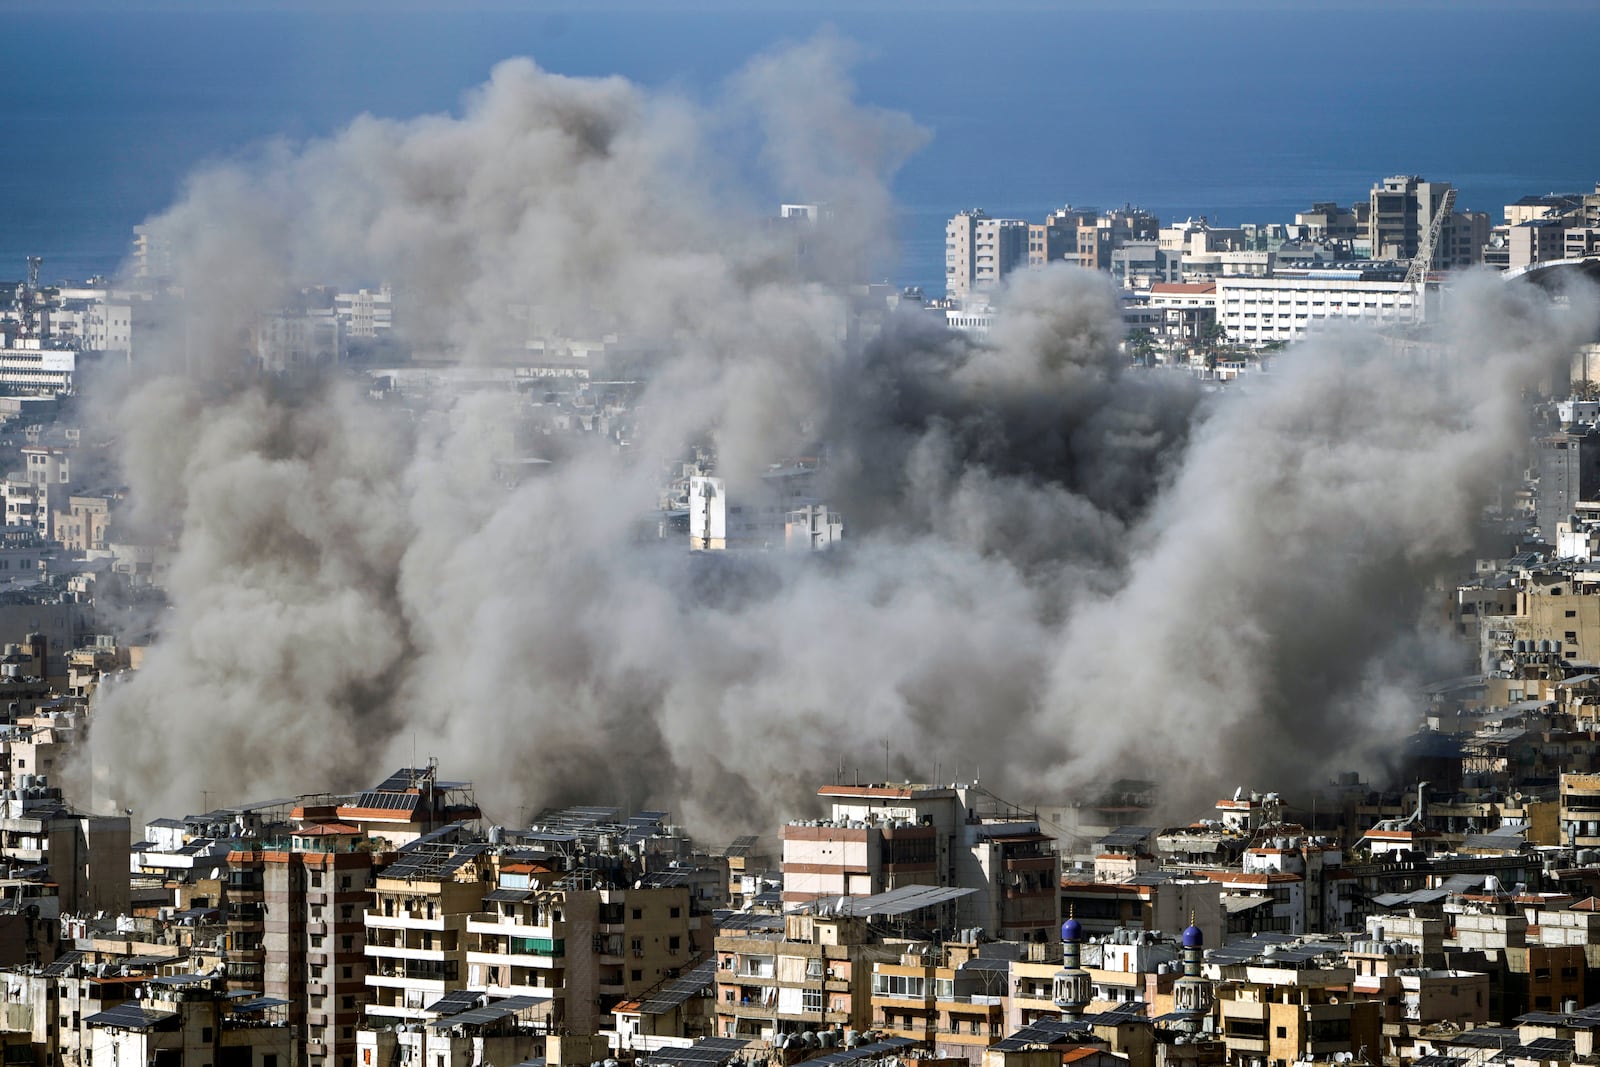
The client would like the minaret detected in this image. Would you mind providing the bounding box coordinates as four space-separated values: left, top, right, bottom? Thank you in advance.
1172 912 1214 1035
1053 907 1091 1024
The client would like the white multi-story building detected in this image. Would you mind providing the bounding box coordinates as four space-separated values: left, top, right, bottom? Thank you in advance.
1215 271 1424 346
0 342 74 395
334 286 394 339
689 471 842 552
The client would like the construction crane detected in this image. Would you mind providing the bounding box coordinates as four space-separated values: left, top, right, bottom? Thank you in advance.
1404 187 1456 287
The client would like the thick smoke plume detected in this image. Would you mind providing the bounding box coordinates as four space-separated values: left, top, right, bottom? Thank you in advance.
76 40 1599 832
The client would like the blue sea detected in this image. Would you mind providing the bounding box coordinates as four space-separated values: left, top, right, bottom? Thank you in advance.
2 5 1597 294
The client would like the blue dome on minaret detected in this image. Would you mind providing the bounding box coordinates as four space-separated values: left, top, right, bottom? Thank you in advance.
1061 917 1082 943
1182 923 1204 949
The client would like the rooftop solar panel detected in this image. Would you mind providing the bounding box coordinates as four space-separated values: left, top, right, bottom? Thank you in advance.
1449 1028 1521 1049
643 1037 753 1067
425 990 484 1015
723 835 759 858
802 1038 916 1067
997 1022 1090 1051
372 768 427 792
85 1003 179 1030
635 958 717 1015
806 884 976 918
231 997 289 1012
431 995 544 1030
485 888 534 903
1525 1038 1576 1054
41 950 84 976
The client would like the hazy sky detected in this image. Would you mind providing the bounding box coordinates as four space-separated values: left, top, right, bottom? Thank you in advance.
2 1 1596 283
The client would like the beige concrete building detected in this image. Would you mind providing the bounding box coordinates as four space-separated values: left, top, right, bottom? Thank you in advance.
365 848 488 1024
83 975 294 1067
946 211 1030 299
229 820 374 1067
714 912 898 1042
782 782 1059 940
0 778 128 918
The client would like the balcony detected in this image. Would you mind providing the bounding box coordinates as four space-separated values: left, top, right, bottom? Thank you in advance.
365 908 447 931
467 914 564 939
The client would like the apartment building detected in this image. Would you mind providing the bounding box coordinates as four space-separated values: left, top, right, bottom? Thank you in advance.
781 782 1060 940
1215 271 1423 346
229 818 374 1067
83 974 293 1067
871 943 1010 1064
365 838 488 1024
946 210 1029 299
713 912 898 1042
1210 949 1381 1067
0 776 128 919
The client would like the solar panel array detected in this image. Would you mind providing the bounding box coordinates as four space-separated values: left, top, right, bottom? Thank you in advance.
808 884 975 918
635 958 718 1015
425 990 484 1016
1203 932 1299 965
352 790 420 812
486 888 534 903
431 995 543 1031
404 820 472 851
149 974 213 987
385 841 488 881
713 910 784 935
41 950 83 976
1098 826 1157 849
372 768 427 792
1411 1056 1465 1067
802 1037 916 1067
1447 1027 1521 1049
641 868 693 888
84 1003 178 1030
231 996 289 1013
992 1019 1086 1051
643 1037 754 1067
1492 1037 1578 1061
723 835 760 858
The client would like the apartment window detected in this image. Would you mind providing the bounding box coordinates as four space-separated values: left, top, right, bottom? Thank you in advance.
631 937 644 955
669 936 681 954
311 936 324 948
670 906 681 918
311 871 323 888
1276 1027 1286 1038
803 989 824 1013
631 969 643 982
343 966 353 979
342 935 354 951
201 1028 213 1042
632 908 643 920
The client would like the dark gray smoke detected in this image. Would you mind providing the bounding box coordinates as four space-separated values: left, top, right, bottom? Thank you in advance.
75 41 1600 832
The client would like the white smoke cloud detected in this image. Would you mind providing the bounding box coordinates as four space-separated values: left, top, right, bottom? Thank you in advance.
76 39 1599 834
